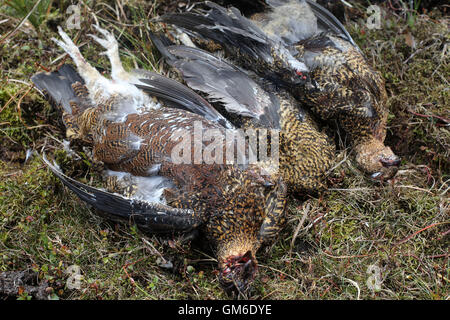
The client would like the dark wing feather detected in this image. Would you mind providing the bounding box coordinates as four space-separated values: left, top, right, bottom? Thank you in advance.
305 0 359 50
42 154 202 234
151 36 281 128
160 1 309 88
131 69 234 129
160 2 274 64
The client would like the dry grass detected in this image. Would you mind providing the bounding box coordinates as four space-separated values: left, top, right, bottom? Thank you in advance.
0 0 448 300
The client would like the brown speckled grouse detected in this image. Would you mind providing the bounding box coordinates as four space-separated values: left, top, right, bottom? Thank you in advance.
160 0 400 180
32 26 287 295
150 35 335 193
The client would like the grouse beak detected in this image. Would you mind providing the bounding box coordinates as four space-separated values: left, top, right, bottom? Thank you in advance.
370 171 383 180
380 156 401 168
371 155 401 180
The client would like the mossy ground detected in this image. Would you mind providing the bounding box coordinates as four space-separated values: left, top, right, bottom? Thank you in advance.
0 1 448 300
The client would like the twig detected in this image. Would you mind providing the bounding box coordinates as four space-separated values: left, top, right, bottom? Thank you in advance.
16 85 34 128
342 277 361 300
394 222 449 247
436 273 449 283
35 62 51 72
0 86 25 114
6 78 33 86
289 203 310 257
0 0 42 44
403 42 439 64
437 229 450 241
122 257 145 285
426 253 449 259
322 251 377 259
395 185 435 195
326 150 350 174
141 238 168 262
328 188 372 192
257 264 298 282
408 109 450 125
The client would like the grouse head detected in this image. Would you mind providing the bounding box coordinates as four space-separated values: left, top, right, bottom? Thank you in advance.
354 139 400 181
219 250 257 295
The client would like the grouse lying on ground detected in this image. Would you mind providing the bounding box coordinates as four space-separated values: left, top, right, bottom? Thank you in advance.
32 26 287 295
150 34 335 193
160 0 401 180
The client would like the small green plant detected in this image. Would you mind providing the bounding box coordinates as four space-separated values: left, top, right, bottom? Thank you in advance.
407 0 422 28
4 0 55 30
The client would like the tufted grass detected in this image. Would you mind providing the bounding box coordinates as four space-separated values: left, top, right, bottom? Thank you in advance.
0 0 448 300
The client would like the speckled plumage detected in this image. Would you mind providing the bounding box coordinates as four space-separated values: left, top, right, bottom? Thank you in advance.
277 91 334 192
162 0 400 179
260 2 400 178
151 38 334 194
32 26 288 294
